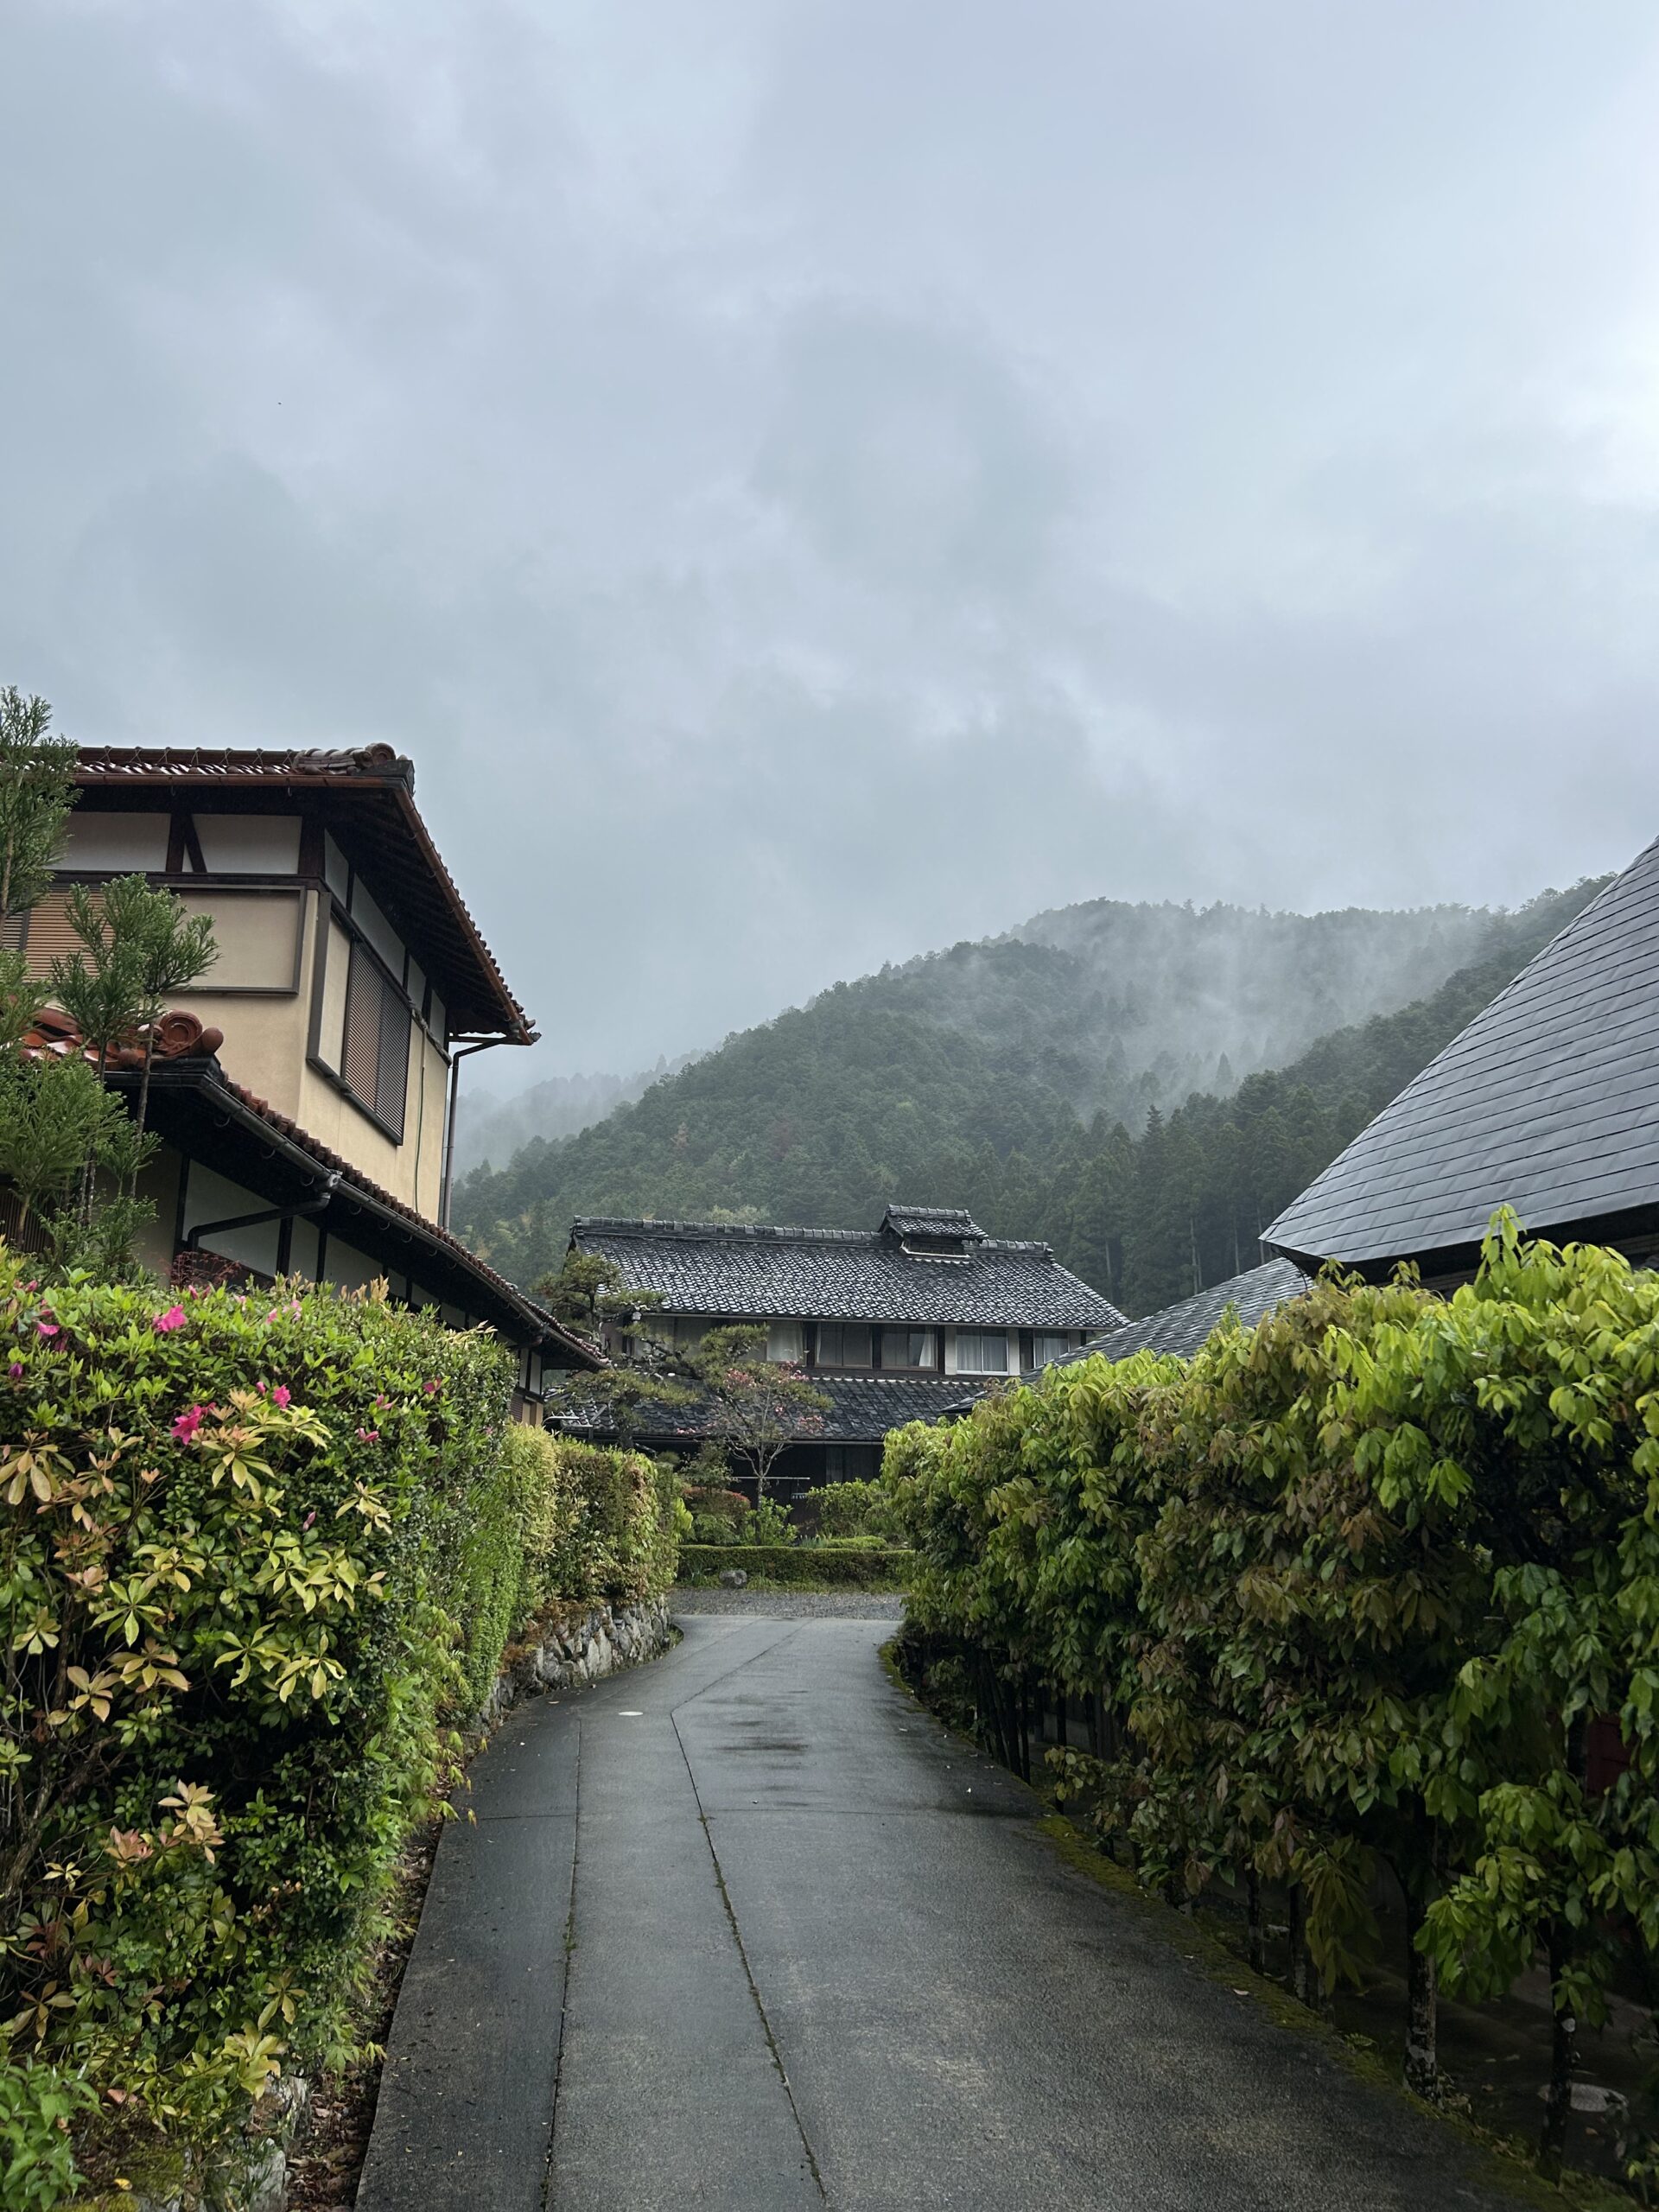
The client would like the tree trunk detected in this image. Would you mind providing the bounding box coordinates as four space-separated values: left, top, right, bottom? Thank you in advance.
1246 1867 1267 1976
130 1024 157 1200
1537 1926 1576 2181
1402 1889 1440 2098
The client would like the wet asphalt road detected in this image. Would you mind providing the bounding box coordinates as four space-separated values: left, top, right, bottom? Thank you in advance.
356 1611 1528 2212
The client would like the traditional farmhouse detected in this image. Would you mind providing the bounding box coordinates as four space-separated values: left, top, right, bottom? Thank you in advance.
1263 831 1659 1285
559 1204 1124 1487
9 744 594 1418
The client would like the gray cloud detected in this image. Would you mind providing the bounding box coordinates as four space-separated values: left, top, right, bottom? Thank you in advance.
3 0 1658 1088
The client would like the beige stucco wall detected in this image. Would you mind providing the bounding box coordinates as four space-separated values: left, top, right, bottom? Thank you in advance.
166 887 317 1124
166 885 449 1221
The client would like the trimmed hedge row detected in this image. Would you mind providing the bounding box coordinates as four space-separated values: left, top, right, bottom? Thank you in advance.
677 1542 912 1591
0 1254 677 2190
883 1217 1659 2179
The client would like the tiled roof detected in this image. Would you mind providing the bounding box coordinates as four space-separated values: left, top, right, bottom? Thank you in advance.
1264 833 1659 1272
128 1056 597 1363
943 1257 1310 1414
73 746 534 1044
570 1211 1125 1331
553 1370 969 1446
881 1204 985 1243
1074 1258 1309 1363
76 744 408 784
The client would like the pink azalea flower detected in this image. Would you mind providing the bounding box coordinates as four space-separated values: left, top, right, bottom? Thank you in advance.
355 1427 379 1444
271 1385 291 1408
7 1361 22 1381
302 1510 316 1530
171 1405 207 1445
152 1306 188 1333
423 1379 442 1395
35 1319 59 1339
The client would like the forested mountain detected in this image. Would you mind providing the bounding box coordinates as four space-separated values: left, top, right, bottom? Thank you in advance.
454 881 1605 1311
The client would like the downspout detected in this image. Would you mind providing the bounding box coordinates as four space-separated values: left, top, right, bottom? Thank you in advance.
440 1037 506 1230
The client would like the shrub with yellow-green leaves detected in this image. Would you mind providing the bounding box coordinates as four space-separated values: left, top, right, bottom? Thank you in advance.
0 1249 675 2175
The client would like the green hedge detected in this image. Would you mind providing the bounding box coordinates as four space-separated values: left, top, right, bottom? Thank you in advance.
884 1215 1659 2176
0 1255 676 2171
677 1542 912 1590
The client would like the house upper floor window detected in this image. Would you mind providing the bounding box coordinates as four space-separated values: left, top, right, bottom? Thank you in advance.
816 1322 871 1367
766 1319 804 1363
340 938 412 1140
882 1328 936 1370
955 1330 1008 1374
1032 1332 1073 1367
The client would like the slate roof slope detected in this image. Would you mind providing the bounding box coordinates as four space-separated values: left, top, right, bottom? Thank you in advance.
1263 834 1659 1272
570 1210 1124 1330
556 1370 967 1446
1077 1258 1309 1363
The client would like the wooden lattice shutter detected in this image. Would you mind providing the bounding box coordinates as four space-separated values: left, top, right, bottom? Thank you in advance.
374 972 410 1139
19 892 91 980
341 942 384 1109
340 939 411 1141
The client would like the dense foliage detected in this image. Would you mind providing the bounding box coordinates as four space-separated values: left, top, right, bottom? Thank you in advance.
0 1256 677 2175
456 884 1600 1313
886 1220 1659 2182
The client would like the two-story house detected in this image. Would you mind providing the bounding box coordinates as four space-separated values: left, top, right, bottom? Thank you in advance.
557 1204 1125 1488
12 743 595 1419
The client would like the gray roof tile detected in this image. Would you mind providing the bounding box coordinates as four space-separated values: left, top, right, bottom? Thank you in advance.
570 1207 1124 1330
1264 834 1659 1268
1039 1258 1308 1369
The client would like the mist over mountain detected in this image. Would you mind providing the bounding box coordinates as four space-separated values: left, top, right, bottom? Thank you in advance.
1007 898 1498 1106
453 1056 699 1178
454 883 1604 1302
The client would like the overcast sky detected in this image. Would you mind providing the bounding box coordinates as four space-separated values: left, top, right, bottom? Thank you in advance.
5 3 1659 1086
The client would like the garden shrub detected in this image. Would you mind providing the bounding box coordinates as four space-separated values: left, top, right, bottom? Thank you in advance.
883 1214 1659 2178
677 1542 911 1590
0 1254 677 2177
798 1478 905 1543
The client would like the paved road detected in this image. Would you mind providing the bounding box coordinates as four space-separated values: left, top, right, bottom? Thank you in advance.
357 1612 1526 2212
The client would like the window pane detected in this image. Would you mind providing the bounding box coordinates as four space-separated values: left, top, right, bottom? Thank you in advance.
817 1323 869 1367
766 1320 804 1363
886 1328 935 1369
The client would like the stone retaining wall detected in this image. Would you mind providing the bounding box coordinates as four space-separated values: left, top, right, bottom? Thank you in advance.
480 1593 673 1728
